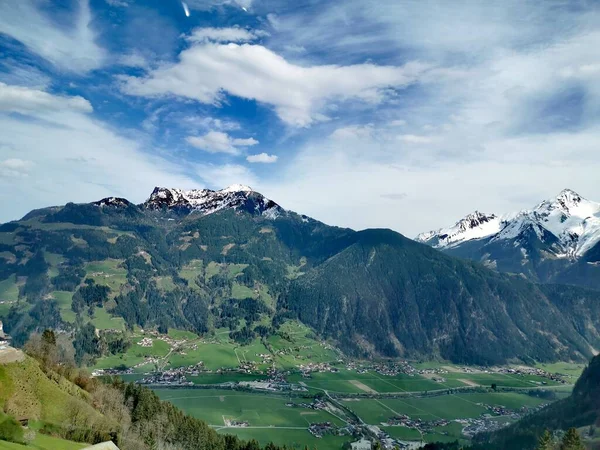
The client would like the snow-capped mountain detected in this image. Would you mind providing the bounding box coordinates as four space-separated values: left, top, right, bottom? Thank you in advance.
93 197 132 208
416 211 502 249
143 185 284 219
417 189 600 259
416 189 600 288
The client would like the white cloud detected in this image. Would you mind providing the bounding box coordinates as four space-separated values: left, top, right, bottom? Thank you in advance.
247 153 278 163
118 53 148 68
120 41 429 126
0 84 197 222
0 158 33 178
0 82 93 114
186 131 258 154
0 63 51 90
105 0 129 6
0 0 106 73
255 124 600 236
187 27 259 43
397 134 434 144
195 163 257 188
186 0 253 10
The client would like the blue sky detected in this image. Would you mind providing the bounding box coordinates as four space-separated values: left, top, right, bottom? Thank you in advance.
1 0 600 235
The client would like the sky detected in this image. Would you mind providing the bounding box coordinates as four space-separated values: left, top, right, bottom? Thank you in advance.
1 0 600 236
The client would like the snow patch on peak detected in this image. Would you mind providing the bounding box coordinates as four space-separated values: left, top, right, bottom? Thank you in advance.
144 185 284 219
220 184 253 193
418 189 600 259
93 197 130 208
416 211 502 248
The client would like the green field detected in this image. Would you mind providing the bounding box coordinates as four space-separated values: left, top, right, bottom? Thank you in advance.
232 282 255 299
84 259 128 294
90 306 126 331
424 422 466 443
51 291 75 323
179 259 204 287
0 274 20 302
287 369 452 394
94 336 171 370
155 276 177 292
168 329 199 340
535 362 585 379
218 428 349 450
0 433 87 450
441 371 560 388
155 389 343 427
380 425 422 441
346 391 546 425
187 373 266 384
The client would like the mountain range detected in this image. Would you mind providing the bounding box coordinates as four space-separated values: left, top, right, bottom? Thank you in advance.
2 185 600 365
416 189 600 290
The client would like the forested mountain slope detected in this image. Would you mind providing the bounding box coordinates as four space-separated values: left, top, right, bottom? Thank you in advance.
1 186 600 364
285 229 600 364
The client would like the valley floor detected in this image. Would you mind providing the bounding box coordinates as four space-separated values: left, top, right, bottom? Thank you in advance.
91 324 584 449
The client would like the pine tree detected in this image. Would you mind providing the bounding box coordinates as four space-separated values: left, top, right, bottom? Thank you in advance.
536 430 554 450
560 428 585 450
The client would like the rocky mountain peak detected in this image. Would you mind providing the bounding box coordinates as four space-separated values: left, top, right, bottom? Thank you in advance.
419 189 600 259
93 197 131 208
144 185 283 218
415 210 502 248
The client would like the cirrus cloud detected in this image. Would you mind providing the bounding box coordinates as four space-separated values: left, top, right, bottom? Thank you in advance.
0 82 93 115
120 38 430 127
186 131 258 154
247 153 278 163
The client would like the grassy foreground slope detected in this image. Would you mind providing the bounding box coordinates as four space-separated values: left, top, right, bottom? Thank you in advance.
0 356 101 425
0 342 312 450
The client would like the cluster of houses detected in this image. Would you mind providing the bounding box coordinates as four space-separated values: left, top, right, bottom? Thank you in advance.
386 414 450 432
286 398 328 411
298 362 338 377
496 366 568 384
223 419 249 427
308 421 335 438
138 363 204 385
461 417 508 437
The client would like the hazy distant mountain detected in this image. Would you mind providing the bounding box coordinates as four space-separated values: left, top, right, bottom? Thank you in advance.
416 189 600 289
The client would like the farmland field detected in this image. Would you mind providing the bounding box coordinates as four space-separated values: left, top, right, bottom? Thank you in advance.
155 389 343 427
88 323 573 449
218 428 349 450
345 391 547 425
84 259 128 293
155 388 351 450
0 274 19 302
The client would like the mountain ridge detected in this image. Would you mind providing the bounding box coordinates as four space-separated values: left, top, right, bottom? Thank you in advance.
2 185 600 364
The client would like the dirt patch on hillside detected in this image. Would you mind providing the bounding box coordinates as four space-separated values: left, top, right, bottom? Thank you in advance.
420 372 439 379
221 243 235 255
300 411 317 415
458 379 480 387
219 396 225 402
0 347 25 364
349 380 377 394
